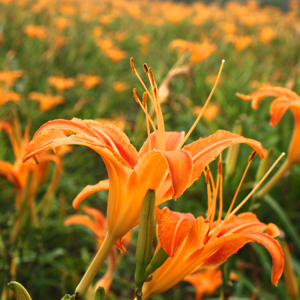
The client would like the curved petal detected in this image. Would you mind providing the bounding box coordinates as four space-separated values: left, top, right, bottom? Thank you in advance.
237 87 300 109
139 131 185 157
73 180 109 209
29 118 138 168
157 207 195 257
288 101 300 164
64 215 104 239
82 206 107 228
0 161 23 189
199 233 284 286
183 130 266 184
269 97 291 126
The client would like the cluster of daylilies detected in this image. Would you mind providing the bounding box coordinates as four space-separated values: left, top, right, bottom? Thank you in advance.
6 57 300 300
1 0 300 299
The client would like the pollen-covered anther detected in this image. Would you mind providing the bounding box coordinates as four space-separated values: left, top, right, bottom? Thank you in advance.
248 150 257 162
153 86 158 99
130 57 135 73
142 92 147 107
133 88 139 103
149 68 155 83
218 161 222 175
143 63 149 74
205 169 210 184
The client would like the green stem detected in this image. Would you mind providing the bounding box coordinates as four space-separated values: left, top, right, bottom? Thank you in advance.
255 159 292 199
75 232 118 297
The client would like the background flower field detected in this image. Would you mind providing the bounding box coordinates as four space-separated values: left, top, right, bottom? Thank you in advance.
1 0 300 299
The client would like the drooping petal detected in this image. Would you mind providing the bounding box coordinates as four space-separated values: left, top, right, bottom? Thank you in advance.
198 232 284 286
237 87 300 109
73 180 109 209
139 131 185 157
0 161 23 189
288 101 300 164
184 130 266 184
157 207 195 257
269 97 291 126
28 118 138 168
64 215 104 239
82 206 107 229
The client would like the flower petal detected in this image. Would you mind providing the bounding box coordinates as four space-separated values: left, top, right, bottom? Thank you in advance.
184 130 266 184
269 97 291 126
73 180 109 210
139 131 185 157
237 87 300 109
157 207 195 257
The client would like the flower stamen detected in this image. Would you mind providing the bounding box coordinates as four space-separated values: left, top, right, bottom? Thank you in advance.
176 60 225 150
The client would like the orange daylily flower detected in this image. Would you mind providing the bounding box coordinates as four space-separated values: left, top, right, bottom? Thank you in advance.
77 74 103 89
169 40 216 64
28 91 65 111
259 26 276 44
64 206 131 293
112 81 129 93
22 62 266 297
191 104 220 121
235 36 252 51
0 70 24 86
23 25 48 40
237 87 300 197
0 87 21 107
141 199 283 299
47 76 75 92
183 267 222 300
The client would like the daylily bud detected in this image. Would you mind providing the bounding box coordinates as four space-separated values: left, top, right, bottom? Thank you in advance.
94 287 106 300
60 295 71 300
135 189 156 289
255 147 274 183
144 246 169 279
282 240 299 300
225 121 242 179
7 282 32 300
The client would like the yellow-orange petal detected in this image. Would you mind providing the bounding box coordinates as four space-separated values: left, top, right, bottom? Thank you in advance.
184 130 266 184
237 87 300 110
64 215 104 239
161 149 193 199
157 207 194 257
139 131 185 157
73 180 109 210
269 97 291 126
266 223 280 238
82 206 107 229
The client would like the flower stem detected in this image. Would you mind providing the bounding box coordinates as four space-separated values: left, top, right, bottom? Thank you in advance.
255 159 292 199
75 232 118 298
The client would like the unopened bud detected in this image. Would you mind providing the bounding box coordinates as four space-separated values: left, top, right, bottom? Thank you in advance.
7 282 32 300
282 240 299 300
144 246 169 279
94 287 106 300
135 189 156 289
255 147 274 183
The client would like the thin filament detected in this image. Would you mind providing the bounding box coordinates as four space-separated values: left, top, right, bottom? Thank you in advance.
176 60 225 150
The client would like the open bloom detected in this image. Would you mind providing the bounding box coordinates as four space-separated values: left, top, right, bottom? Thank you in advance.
22 61 266 296
237 87 300 196
141 162 284 299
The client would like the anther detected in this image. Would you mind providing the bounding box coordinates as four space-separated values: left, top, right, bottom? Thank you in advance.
248 150 257 162
153 86 158 98
130 57 135 73
133 88 139 103
143 63 149 74
149 68 155 83
142 92 147 107
218 161 222 175
205 169 210 184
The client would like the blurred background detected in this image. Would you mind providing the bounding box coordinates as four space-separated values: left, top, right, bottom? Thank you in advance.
1 0 300 299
